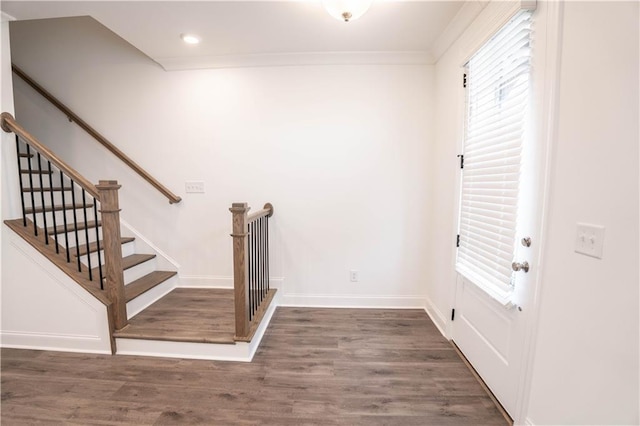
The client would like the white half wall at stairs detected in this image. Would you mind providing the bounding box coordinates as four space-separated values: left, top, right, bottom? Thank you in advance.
0 226 112 354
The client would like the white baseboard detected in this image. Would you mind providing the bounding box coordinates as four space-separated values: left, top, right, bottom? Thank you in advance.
279 294 427 309
424 296 448 338
178 275 233 288
178 276 285 290
522 418 535 426
1 330 111 354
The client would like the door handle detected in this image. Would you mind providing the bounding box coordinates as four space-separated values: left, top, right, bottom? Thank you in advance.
512 261 530 273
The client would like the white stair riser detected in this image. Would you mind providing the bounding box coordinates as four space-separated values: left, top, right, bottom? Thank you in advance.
77 240 136 269
21 191 76 206
123 257 157 285
52 231 102 249
126 275 178 319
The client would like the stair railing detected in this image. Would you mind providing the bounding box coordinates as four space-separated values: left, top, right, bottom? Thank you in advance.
230 202 276 341
1 112 128 331
11 64 181 204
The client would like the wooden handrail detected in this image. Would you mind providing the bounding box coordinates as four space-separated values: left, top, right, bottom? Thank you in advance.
247 203 274 223
1 112 99 199
11 64 182 204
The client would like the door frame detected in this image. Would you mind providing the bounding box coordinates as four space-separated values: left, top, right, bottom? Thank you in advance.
446 1 565 423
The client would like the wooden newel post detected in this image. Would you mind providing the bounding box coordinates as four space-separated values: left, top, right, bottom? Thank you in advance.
97 180 128 330
230 202 250 339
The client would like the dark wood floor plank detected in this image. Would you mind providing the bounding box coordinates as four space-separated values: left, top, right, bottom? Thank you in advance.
2 307 507 425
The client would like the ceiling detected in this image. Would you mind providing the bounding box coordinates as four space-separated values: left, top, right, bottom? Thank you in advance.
1 1 482 70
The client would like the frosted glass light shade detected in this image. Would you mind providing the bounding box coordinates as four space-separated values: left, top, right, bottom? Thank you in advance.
322 0 374 22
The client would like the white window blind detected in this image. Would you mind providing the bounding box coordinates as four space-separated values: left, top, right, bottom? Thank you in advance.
456 10 533 298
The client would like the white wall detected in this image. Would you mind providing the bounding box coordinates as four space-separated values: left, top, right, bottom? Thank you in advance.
8 16 434 307
431 1 639 424
524 2 639 424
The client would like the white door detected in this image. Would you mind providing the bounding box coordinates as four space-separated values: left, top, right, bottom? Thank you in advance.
452 6 549 418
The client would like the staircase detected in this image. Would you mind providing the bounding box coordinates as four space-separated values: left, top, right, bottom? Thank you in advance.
1 110 277 361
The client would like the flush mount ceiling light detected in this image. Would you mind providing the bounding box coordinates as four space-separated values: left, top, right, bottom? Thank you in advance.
181 33 201 44
322 0 374 22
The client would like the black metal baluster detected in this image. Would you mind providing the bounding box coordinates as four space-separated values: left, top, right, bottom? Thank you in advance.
36 153 49 245
257 217 262 305
248 222 253 321
47 161 59 253
262 216 267 300
255 217 259 307
15 136 27 226
82 190 93 281
259 216 265 303
25 144 38 235
252 221 257 319
93 198 104 290
70 182 82 272
59 172 71 262
253 221 259 314
252 220 258 318
266 215 270 292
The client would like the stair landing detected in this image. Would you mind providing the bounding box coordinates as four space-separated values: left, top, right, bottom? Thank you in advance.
114 288 236 344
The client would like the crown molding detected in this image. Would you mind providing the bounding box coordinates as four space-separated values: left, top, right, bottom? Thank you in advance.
156 50 435 71
1 11 17 22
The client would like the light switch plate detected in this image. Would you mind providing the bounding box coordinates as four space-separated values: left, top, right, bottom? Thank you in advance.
574 223 605 259
185 181 205 193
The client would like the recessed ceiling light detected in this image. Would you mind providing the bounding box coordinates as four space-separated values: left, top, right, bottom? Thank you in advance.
181 34 200 45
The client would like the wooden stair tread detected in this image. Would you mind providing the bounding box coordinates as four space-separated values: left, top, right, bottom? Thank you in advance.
24 203 93 214
74 237 134 257
114 288 236 345
20 169 53 174
125 270 177 302
18 153 34 158
47 220 101 235
22 187 73 192
92 253 156 278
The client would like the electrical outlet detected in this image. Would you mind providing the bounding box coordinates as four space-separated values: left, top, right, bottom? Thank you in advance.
574 223 605 259
350 270 359 282
185 181 205 193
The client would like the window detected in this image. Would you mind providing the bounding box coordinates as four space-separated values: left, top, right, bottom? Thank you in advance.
456 10 533 300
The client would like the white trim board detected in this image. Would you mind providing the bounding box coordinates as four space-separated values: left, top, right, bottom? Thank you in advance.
119 218 180 271
178 276 285 290
279 294 427 309
1 331 111 355
424 296 448 338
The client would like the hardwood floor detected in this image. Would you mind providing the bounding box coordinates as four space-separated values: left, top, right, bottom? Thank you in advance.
1 308 507 425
